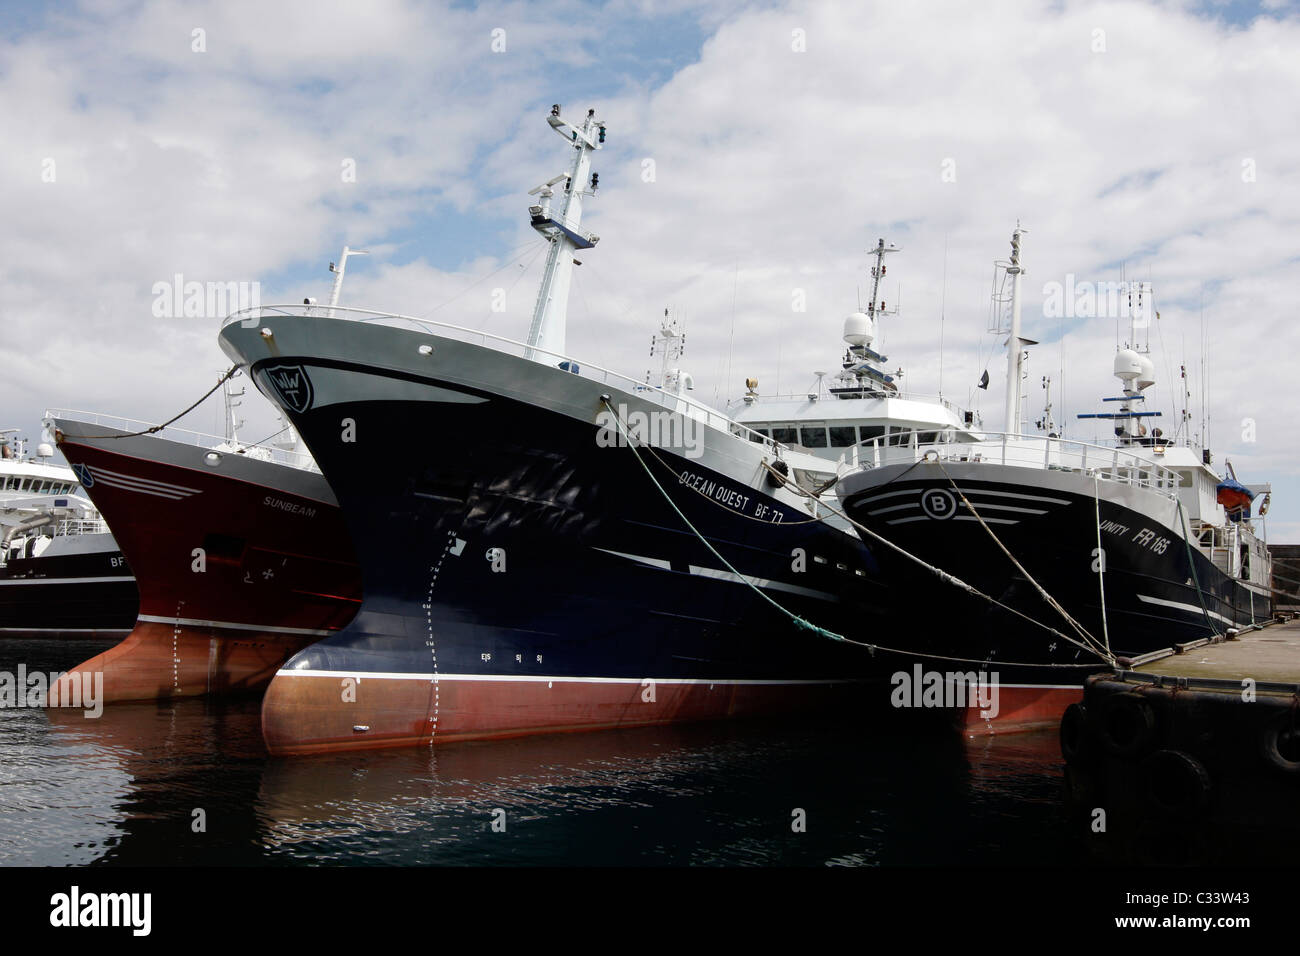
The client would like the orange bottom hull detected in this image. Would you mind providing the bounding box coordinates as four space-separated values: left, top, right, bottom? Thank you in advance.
261 672 874 755
53 621 318 704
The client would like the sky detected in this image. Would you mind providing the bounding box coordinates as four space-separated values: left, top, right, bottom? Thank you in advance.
1 0 1298 538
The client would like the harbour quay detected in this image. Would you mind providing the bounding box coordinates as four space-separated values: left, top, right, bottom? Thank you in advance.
1061 618 1300 864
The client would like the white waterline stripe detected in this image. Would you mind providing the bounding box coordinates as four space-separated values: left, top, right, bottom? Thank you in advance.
275 670 863 685
137 614 336 636
0 627 131 633
0 575 135 586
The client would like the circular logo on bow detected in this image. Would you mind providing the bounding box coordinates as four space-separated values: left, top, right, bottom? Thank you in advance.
920 488 957 520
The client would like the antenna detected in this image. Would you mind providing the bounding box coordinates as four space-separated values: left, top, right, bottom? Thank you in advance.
939 234 948 401
835 238 900 400
648 307 687 390
1001 224 1029 437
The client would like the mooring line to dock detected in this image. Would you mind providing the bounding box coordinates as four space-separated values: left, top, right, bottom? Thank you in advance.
1174 497 1224 639
932 460 1108 661
602 400 1115 668
1093 475 1112 658
56 366 240 440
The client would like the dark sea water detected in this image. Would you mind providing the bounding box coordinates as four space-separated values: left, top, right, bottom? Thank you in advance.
0 636 1087 868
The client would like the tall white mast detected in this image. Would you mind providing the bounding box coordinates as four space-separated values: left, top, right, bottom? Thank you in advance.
328 246 369 316
1003 225 1027 436
223 372 245 444
524 105 604 364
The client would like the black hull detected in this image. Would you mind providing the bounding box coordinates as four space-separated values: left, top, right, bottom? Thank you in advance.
0 548 138 634
842 472 1268 677
270 364 885 684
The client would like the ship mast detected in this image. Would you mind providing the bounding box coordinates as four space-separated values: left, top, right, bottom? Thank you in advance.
648 308 687 390
836 238 899 399
1003 225 1027 437
524 105 604 364
223 373 245 445
327 246 369 317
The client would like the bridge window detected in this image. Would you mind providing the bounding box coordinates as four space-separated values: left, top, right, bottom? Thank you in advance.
858 425 885 445
828 426 857 447
800 426 828 448
770 426 798 445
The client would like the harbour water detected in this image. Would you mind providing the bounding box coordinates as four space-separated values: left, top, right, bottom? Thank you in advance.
1 636 1082 867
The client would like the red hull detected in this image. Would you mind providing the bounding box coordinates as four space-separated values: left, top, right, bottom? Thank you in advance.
262 671 866 755
53 429 361 703
958 684 1083 735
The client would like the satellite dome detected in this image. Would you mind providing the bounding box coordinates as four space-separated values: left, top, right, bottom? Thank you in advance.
1135 353 1156 390
843 312 874 347
36 442 54 458
1113 348 1143 382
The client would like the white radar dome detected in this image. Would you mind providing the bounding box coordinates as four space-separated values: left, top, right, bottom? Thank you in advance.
843 312 874 347
36 443 54 458
1113 348 1143 382
1135 354 1156 390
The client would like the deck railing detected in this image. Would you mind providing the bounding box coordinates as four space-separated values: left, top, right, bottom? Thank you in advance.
44 409 318 472
843 427 1182 496
224 304 781 452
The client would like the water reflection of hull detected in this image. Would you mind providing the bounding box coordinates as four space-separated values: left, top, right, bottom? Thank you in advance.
42 697 271 865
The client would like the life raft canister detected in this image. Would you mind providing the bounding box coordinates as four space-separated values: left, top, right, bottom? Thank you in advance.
1216 477 1254 521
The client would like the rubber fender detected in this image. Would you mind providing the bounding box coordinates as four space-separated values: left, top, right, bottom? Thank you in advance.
766 458 790 489
1101 691 1157 758
1060 702 1089 764
1260 711 1300 777
1144 749 1212 815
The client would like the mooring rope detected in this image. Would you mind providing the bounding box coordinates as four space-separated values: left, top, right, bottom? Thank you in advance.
56 366 240 440
1093 474 1112 657
602 399 1115 667
1175 496 1224 639
935 463 1107 658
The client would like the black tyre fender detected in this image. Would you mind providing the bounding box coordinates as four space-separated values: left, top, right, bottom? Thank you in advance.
1060 702 1089 764
1144 748 1212 815
1260 711 1300 776
1101 691 1157 757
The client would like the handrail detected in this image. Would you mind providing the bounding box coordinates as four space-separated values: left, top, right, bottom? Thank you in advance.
851 426 1183 497
741 389 971 416
224 304 781 452
44 408 318 472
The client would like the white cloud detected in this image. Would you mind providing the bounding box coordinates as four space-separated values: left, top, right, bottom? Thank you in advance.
3 0 1299 537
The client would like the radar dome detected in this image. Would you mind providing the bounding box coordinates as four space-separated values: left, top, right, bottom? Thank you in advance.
1113 348 1143 382
1135 354 1156 390
843 312 874 347
36 443 54 458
